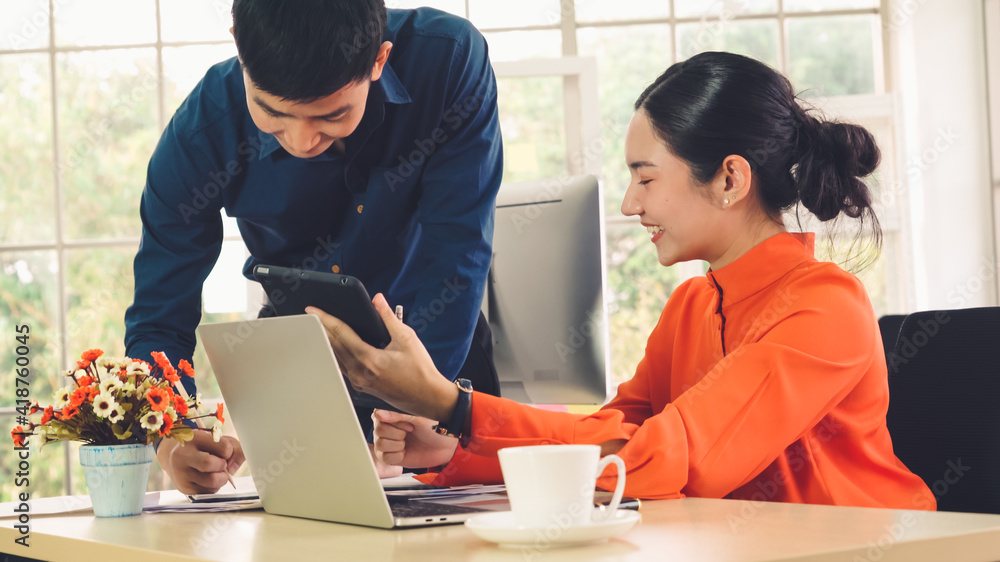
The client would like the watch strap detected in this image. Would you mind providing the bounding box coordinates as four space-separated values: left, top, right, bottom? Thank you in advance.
434 378 472 446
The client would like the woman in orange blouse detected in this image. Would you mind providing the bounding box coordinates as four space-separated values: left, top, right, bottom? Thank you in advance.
309 52 935 509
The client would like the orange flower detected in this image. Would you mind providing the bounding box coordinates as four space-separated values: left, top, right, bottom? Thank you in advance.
29 401 41 415
76 359 91 370
85 386 100 401
150 351 171 369
70 387 90 407
178 359 195 378
77 374 93 387
159 414 175 437
60 405 79 420
163 365 180 383
11 426 28 447
215 403 225 424
40 406 54 425
81 349 103 362
145 387 170 412
172 394 189 416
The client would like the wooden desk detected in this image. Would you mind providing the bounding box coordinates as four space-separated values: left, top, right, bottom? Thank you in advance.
2 496 1000 561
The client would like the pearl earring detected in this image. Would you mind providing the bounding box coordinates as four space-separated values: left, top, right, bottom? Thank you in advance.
724 198 730 206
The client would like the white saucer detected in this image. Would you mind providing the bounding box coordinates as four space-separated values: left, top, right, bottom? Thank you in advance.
465 509 641 548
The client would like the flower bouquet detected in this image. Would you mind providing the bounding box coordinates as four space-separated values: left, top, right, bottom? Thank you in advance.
10 349 225 516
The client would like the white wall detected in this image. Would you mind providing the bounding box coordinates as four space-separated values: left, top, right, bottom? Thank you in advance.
891 0 997 309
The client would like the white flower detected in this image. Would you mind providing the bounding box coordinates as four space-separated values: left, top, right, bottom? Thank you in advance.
99 377 122 395
193 393 204 410
164 406 177 421
127 361 150 377
52 386 73 408
108 405 125 424
140 411 163 432
28 432 42 450
212 424 223 442
96 356 125 373
119 382 137 397
92 393 118 419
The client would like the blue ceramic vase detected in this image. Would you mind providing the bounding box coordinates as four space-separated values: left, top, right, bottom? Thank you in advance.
79 443 154 517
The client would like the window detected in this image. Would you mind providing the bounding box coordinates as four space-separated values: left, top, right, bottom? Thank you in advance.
0 1 895 500
434 0 893 383
0 0 244 500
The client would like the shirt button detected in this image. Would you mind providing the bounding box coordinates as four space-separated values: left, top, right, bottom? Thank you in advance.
331 265 341 274
357 204 364 214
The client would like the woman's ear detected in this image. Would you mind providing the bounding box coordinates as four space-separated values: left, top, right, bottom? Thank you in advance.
717 154 752 209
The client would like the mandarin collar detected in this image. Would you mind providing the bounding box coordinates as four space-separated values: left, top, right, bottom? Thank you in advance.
705 232 816 307
256 62 412 160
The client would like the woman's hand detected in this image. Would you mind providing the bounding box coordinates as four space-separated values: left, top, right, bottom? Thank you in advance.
373 409 459 469
306 293 459 423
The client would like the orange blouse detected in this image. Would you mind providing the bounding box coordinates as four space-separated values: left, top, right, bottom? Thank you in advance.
422 233 935 509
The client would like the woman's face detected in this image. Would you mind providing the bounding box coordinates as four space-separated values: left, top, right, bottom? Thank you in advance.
621 110 725 267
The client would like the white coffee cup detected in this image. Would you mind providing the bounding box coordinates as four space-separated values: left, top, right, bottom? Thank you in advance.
498 444 626 528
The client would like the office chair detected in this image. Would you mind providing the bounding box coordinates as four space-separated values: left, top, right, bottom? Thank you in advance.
885 307 1000 514
877 314 908 365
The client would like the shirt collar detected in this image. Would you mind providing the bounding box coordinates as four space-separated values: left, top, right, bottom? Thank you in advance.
255 62 412 160
705 232 816 307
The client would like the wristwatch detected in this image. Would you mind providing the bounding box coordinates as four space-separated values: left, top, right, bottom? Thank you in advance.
433 378 473 447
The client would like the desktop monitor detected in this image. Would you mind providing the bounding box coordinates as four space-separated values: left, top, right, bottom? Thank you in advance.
485 175 611 405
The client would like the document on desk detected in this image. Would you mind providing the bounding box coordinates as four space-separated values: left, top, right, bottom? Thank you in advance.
0 476 262 517
0 492 161 518
382 484 507 499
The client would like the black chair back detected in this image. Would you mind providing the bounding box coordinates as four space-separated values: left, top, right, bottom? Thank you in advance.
877 314 907 364
885 307 1000 514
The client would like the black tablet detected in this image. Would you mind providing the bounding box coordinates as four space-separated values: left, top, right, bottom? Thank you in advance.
252 264 391 349
252 264 400 413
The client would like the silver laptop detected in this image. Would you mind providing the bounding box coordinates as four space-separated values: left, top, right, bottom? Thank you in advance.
198 314 505 528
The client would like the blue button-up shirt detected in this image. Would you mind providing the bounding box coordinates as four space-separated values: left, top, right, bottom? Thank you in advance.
124 8 503 393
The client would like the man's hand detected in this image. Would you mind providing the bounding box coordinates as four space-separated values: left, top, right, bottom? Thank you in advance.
373 409 459 469
156 430 245 495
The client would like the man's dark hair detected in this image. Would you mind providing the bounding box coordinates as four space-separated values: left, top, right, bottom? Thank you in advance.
232 0 387 102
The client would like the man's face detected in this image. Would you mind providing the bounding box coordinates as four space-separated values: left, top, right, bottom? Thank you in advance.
244 75 371 159
241 41 393 159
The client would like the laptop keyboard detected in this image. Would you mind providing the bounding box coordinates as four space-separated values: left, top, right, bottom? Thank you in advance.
390 500 487 518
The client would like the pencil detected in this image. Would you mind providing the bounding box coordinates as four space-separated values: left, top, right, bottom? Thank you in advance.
171 381 237 490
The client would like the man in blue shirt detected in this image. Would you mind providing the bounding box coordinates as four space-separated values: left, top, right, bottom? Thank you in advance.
124 0 503 494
